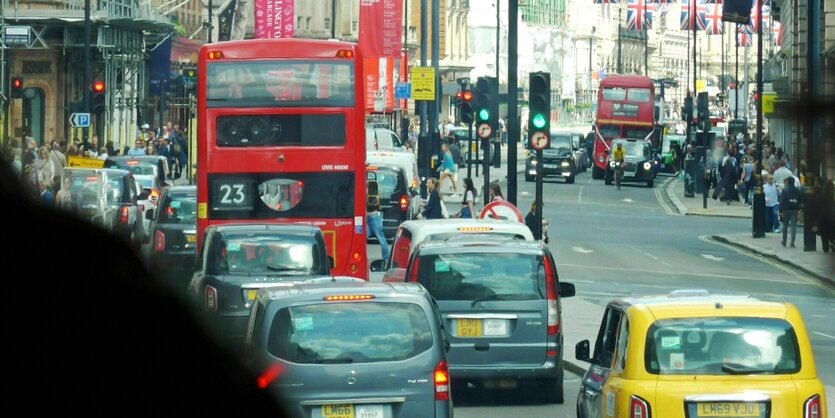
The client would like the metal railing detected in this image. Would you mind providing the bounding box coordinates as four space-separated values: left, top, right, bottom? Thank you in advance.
1 0 168 23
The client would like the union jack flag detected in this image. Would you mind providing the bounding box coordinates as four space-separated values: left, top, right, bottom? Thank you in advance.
704 4 724 34
627 0 654 30
748 1 770 33
646 0 674 4
704 0 722 3
656 2 674 17
771 20 782 46
736 24 752 46
593 0 618 4
680 0 707 31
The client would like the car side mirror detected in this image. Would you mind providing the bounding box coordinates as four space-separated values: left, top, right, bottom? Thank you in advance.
409 187 419 197
558 282 576 298
576 340 591 363
145 208 156 221
370 259 386 272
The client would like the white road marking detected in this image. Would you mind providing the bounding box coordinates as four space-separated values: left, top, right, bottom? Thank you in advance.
572 246 594 254
644 252 659 260
577 186 584 204
520 191 531 195
587 177 594 184
813 331 835 340
622 198 635 203
654 177 678 215
701 254 725 261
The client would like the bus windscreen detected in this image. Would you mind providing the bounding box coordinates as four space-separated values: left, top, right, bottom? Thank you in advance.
206 60 354 107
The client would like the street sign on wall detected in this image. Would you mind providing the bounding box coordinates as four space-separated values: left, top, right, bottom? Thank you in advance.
69 113 91 128
762 94 776 115
394 82 411 99
410 67 436 100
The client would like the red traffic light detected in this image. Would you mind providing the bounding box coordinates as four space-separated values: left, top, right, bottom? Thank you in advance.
462 90 473 101
456 91 463 99
93 81 105 92
12 78 22 88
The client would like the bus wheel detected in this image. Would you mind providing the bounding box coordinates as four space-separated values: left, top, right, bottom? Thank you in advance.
592 166 604 179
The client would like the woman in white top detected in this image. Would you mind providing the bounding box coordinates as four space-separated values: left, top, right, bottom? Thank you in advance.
34 146 55 187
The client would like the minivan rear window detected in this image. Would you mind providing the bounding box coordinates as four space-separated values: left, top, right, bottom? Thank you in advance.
268 302 433 363
417 253 546 301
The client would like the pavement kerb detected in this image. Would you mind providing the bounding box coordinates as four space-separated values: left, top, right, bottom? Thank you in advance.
665 177 688 216
711 234 835 289
563 358 588 377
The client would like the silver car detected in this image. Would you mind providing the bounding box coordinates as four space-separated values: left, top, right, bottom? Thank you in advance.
245 281 454 418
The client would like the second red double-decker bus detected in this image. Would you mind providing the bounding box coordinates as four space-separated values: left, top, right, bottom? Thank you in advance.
196 39 368 279
591 75 656 179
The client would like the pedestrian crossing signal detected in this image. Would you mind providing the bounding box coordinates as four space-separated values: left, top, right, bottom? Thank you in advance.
11 77 23 98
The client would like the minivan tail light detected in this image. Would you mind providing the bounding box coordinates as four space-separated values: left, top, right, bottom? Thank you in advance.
804 395 821 418
434 361 449 401
205 286 217 311
408 257 420 282
543 256 559 335
630 395 650 418
400 195 409 211
154 230 165 252
120 206 129 224
150 189 159 203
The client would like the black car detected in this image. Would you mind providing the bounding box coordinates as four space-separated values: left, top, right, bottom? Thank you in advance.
525 132 578 183
604 139 657 187
188 224 331 346
147 186 197 292
368 164 417 240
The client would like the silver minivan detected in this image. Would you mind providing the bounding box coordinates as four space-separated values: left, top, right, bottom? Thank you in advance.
245 281 454 418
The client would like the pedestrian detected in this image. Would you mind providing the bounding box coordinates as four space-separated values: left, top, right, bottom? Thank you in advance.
145 143 157 156
7 138 22 178
488 182 504 202
39 180 54 206
418 178 444 219
48 140 66 189
366 184 390 261
772 161 794 189
816 178 835 253
763 174 780 233
98 147 109 161
779 177 801 248
35 146 55 189
54 177 73 211
127 138 146 157
443 118 455 138
719 156 737 204
458 177 476 218
525 200 550 244
437 143 460 196
739 155 755 206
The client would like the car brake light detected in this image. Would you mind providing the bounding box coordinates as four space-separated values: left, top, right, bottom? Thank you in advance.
543 256 559 336
257 364 283 389
207 51 223 60
352 251 361 261
154 230 165 252
434 361 449 401
120 206 129 224
630 395 650 418
205 286 217 311
804 395 821 418
408 256 420 282
323 295 375 301
400 195 408 211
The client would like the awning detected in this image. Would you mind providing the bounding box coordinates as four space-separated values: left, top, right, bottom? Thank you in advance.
171 37 203 64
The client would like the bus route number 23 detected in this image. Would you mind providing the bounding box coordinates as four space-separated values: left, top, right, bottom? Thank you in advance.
219 184 247 205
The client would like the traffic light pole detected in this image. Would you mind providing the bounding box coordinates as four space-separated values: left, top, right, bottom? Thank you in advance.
467 122 473 179
507 0 519 204
83 0 91 149
418 0 428 197
535 149 543 240
752 0 765 238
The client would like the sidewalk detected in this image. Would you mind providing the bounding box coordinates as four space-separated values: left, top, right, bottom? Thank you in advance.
667 177 752 218
713 232 835 288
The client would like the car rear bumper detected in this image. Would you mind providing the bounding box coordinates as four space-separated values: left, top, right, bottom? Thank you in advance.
207 311 250 345
148 251 195 289
450 358 561 380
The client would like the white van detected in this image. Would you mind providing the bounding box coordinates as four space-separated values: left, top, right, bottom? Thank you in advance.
366 128 407 151
367 150 420 193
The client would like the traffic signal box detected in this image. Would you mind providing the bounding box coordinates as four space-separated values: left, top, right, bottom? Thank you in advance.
475 77 498 134
11 77 23 98
460 90 474 125
697 92 709 124
92 80 106 113
528 72 551 149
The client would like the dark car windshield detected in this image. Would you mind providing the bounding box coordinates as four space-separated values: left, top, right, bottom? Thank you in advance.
218 234 322 275
645 317 801 375
159 193 197 224
368 167 404 197
549 135 572 150
268 302 433 363
417 253 546 301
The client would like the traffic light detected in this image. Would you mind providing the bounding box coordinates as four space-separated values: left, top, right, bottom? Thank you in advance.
91 80 106 113
697 91 709 124
182 67 197 81
460 90 474 125
683 96 693 123
475 76 498 132
11 77 23 99
528 72 551 147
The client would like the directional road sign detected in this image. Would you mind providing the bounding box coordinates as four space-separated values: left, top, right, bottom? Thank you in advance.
70 113 91 128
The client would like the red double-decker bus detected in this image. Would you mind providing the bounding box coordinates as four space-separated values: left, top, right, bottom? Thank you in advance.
195 39 368 279
591 76 656 179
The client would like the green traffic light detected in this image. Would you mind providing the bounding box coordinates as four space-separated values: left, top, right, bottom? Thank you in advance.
532 113 546 129
478 108 490 121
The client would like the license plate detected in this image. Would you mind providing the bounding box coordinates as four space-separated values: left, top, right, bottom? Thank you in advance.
698 403 760 417
246 289 257 301
355 405 384 418
321 404 354 418
483 319 508 336
185 234 196 243
543 164 558 169
457 319 482 337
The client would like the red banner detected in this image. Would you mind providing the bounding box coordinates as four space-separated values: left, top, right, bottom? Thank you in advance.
364 58 400 113
359 0 403 58
255 0 295 39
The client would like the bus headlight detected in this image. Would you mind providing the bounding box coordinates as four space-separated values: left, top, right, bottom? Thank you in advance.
643 162 652 170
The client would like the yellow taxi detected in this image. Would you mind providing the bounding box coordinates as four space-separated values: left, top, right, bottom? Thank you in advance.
574 290 827 418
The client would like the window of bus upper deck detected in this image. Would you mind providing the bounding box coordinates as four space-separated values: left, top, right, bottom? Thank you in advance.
628 88 651 102
206 60 354 107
